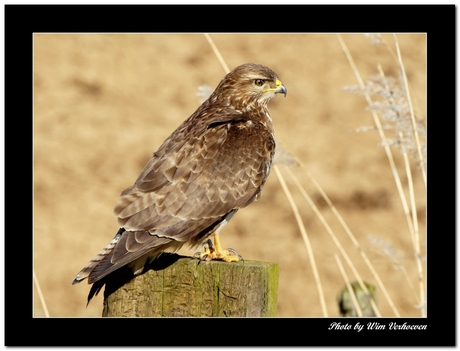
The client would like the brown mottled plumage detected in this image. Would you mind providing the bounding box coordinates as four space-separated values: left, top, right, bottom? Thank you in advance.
72 63 286 301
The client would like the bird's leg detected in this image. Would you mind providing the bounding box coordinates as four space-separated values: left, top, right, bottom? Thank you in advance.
194 213 242 262
194 234 240 262
212 233 240 262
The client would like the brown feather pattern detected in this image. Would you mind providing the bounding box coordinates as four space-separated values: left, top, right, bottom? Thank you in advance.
73 63 286 288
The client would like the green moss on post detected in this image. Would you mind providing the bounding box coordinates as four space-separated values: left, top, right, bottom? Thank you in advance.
102 257 279 317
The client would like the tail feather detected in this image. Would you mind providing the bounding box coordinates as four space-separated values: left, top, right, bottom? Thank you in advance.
86 280 105 306
71 228 124 285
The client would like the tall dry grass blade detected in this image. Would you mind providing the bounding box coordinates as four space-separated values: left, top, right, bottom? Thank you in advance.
341 34 426 316
337 33 416 258
391 36 426 317
369 34 426 151
368 235 420 304
33 270 50 317
334 254 363 317
393 34 427 188
377 65 420 242
296 164 395 316
203 33 230 74
283 165 383 317
376 64 420 239
376 64 422 250
274 165 328 317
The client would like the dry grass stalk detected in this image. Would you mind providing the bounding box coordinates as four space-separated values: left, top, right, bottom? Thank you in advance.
338 34 426 317
274 165 328 317
393 34 427 187
392 35 426 316
376 64 426 316
33 270 50 317
368 235 419 304
203 33 230 74
337 34 416 245
282 165 383 317
334 254 363 317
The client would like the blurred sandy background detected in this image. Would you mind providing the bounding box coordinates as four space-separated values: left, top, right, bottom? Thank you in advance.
33 33 426 317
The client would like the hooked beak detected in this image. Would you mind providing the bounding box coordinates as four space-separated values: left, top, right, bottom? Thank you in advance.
275 79 287 97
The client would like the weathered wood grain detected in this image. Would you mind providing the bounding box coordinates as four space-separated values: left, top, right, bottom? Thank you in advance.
102 256 278 317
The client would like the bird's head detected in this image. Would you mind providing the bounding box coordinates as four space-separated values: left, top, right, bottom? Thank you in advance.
213 63 287 110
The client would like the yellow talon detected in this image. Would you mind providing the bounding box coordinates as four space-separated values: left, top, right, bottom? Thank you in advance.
194 234 241 262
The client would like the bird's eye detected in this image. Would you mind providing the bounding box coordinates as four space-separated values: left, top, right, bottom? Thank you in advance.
254 79 265 86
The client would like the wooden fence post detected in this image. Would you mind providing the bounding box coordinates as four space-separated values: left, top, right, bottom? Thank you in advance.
102 254 279 317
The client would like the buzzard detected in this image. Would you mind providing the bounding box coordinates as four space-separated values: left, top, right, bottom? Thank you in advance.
72 63 286 297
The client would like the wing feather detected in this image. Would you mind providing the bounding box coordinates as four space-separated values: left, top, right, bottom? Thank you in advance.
115 116 273 236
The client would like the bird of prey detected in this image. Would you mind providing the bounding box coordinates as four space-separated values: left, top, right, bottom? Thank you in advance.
72 63 287 299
